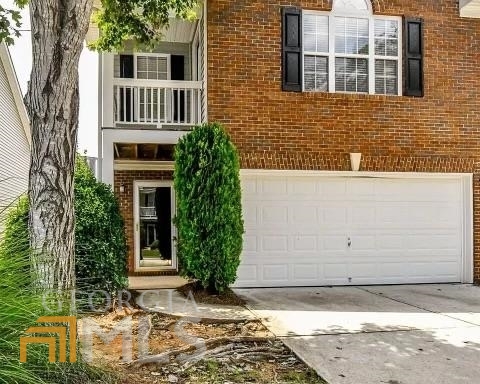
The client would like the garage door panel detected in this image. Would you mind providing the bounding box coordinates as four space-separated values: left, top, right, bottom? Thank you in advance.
236 174 467 287
321 179 348 196
263 264 288 281
293 236 317 251
321 206 348 226
289 179 319 194
293 264 319 280
261 205 288 225
261 178 287 194
261 235 288 251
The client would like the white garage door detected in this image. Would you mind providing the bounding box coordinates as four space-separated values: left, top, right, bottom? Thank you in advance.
236 172 471 287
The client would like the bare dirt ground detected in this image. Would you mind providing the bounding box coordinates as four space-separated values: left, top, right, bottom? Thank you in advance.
84 309 327 384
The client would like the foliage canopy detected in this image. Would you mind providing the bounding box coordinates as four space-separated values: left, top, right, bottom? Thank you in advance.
0 0 201 51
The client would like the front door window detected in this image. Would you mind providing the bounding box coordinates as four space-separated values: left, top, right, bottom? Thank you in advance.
135 182 175 270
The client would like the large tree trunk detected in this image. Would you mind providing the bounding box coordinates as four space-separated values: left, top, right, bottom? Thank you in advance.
25 0 93 292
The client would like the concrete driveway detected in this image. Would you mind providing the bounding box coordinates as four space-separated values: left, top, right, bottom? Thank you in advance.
235 284 480 384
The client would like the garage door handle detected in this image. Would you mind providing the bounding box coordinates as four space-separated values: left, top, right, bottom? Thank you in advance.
347 238 352 247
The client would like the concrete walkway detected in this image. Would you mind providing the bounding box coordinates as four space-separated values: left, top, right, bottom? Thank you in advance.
128 275 188 290
235 284 480 384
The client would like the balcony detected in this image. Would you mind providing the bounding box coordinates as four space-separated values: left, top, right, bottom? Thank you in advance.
113 79 203 129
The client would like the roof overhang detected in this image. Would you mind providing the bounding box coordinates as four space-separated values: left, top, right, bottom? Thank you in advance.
460 0 480 18
86 1 202 47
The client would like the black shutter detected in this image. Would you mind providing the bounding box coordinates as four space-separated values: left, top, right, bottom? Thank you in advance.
171 55 185 122
119 55 134 122
404 18 424 97
282 7 302 92
119 55 134 79
171 55 185 80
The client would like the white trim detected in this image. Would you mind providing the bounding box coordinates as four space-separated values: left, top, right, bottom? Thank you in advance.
114 160 174 171
102 53 115 128
192 23 200 81
333 0 372 15
0 43 31 147
240 169 474 284
133 180 177 272
132 53 171 81
203 0 208 122
462 174 474 283
97 53 103 180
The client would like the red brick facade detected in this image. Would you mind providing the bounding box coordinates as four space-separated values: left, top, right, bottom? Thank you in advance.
206 0 480 282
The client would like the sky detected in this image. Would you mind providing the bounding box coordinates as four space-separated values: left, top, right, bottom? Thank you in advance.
3 0 99 156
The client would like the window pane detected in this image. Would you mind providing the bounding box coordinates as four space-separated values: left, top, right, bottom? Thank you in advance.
375 19 399 57
305 33 316 52
304 15 317 51
136 56 168 80
375 59 398 95
303 14 328 53
386 39 398 56
304 55 328 92
335 57 368 93
335 17 369 55
358 75 368 93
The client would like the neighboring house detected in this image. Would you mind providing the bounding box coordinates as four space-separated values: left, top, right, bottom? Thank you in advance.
94 0 480 287
0 43 30 234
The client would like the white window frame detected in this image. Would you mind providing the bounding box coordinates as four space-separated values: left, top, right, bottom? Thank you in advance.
133 53 172 81
302 8 402 96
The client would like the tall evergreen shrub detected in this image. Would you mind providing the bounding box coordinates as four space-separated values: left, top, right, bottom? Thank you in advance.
174 123 244 292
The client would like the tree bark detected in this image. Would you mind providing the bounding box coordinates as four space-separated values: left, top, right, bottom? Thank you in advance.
25 0 93 292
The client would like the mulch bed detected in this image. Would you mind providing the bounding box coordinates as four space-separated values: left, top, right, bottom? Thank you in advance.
177 281 246 306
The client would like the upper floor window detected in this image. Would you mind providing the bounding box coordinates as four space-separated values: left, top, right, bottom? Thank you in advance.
302 0 401 95
114 54 171 80
282 1 424 96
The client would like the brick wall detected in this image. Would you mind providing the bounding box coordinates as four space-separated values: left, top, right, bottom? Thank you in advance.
114 170 174 273
207 0 480 282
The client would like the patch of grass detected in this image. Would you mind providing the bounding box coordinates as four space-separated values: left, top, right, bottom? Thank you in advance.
177 281 246 306
178 359 325 384
282 367 328 383
0 200 115 384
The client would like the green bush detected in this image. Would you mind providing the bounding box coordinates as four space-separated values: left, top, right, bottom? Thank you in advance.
74 158 128 294
174 123 244 292
0 157 128 296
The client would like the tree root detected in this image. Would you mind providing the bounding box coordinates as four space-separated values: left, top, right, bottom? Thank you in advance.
130 336 276 367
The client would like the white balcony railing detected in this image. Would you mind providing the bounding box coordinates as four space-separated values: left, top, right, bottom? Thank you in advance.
113 79 203 128
140 206 157 218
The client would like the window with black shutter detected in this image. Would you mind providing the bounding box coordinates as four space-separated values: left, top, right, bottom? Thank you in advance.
281 1 424 97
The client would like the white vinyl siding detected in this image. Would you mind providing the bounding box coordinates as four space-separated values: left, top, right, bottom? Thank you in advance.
0 56 30 233
302 10 401 95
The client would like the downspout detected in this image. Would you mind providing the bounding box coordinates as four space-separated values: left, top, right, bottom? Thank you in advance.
97 53 103 181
